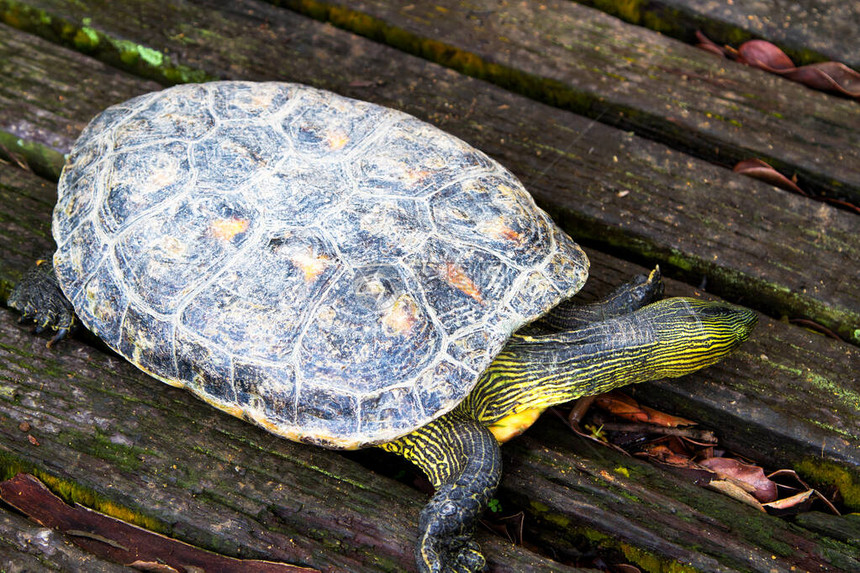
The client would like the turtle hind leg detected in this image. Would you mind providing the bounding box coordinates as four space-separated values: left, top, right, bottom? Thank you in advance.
7 254 76 347
381 412 501 573
537 266 663 331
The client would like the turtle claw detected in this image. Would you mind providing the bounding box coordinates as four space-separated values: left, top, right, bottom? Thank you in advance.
418 532 486 573
7 255 76 347
453 541 486 573
47 328 70 348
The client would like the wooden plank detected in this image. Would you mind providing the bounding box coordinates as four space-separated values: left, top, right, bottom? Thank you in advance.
0 505 131 572
0 164 56 298
573 0 860 70
0 21 160 155
0 16 165 180
0 305 587 573
0 4 858 569
0 6 857 344
576 0 860 69
2 152 858 571
502 427 860 573
277 0 860 204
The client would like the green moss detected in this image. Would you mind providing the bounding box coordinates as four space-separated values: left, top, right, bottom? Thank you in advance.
73 26 99 49
795 459 860 511
63 428 158 472
0 131 66 182
0 451 164 532
117 41 164 68
621 543 699 573
803 373 860 411
0 0 213 85
529 499 572 528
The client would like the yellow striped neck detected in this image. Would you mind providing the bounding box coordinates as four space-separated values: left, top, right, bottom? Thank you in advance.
461 298 756 431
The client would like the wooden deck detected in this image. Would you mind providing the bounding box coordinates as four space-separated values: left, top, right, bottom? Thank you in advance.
0 0 858 571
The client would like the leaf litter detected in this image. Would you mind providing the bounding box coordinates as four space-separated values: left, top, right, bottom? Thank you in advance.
564 390 842 517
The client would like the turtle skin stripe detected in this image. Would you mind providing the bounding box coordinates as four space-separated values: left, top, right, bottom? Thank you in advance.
382 413 500 573
382 295 755 573
467 298 756 426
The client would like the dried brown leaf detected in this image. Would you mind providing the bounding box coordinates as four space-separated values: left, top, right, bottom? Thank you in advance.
638 444 694 467
762 489 817 517
706 479 766 511
735 40 795 71
594 392 697 427
733 159 806 196
481 511 525 545
129 561 182 573
696 32 860 98
699 457 779 502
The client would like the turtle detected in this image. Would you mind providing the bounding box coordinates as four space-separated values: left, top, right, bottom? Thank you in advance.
9 81 757 573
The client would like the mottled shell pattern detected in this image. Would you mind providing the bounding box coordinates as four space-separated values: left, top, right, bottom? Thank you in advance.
53 82 588 448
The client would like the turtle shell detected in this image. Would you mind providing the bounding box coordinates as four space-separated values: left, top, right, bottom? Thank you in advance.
52 81 588 448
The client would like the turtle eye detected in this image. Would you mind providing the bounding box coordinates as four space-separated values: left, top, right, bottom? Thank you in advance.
696 304 735 320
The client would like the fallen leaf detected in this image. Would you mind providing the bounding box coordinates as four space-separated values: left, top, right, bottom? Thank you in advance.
732 159 806 196
735 39 795 71
762 489 819 517
699 457 779 502
695 31 860 99
129 562 181 572
594 392 697 427
706 479 765 511
481 511 525 545
637 444 693 467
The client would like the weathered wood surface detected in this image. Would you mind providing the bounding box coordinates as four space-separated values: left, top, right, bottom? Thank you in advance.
0 17 161 159
572 0 860 69
2 293 857 573
0 295 580 572
2 155 858 571
1 2 858 348
279 0 860 204
0 0 858 571
0 505 129 572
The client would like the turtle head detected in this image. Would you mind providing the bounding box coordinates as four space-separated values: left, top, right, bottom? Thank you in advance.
639 297 757 378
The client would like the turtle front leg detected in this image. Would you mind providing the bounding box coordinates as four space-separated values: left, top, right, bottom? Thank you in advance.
382 412 501 573
538 266 663 330
7 254 76 346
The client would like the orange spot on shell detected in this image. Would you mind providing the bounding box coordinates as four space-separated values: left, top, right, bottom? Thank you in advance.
327 130 349 150
444 262 483 303
405 168 432 183
481 216 522 243
499 227 522 242
210 218 249 241
290 249 330 282
382 295 419 335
